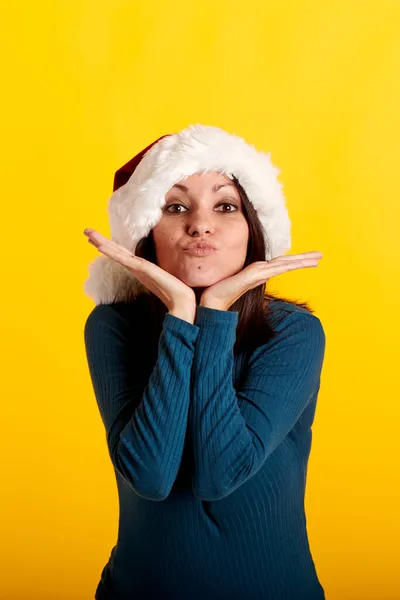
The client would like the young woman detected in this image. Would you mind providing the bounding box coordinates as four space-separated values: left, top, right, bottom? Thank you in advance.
83 124 326 600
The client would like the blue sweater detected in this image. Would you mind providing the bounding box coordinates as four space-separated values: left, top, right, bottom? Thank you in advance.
84 297 326 600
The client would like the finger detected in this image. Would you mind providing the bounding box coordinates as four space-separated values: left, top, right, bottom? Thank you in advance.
266 258 320 275
251 258 319 281
85 230 119 248
86 230 134 257
254 256 321 272
95 243 139 268
246 258 320 289
269 252 323 263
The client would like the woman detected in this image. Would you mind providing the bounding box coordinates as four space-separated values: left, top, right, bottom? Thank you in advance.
83 124 326 600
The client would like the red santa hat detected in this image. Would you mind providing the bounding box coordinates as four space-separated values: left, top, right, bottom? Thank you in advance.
84 123 292 305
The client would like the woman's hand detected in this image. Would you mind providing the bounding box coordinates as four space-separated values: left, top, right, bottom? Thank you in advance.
84 228 196 313
199 252 323 310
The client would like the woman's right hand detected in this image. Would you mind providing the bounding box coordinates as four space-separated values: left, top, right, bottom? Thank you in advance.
84 228 196 315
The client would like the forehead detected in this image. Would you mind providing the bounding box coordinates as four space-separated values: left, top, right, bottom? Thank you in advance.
168 171 237 194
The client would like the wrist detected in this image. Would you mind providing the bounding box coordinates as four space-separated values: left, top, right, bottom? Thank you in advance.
199 299 226 311
168 302 196 324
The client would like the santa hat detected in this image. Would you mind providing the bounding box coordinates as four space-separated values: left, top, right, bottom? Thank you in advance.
83 123 292 305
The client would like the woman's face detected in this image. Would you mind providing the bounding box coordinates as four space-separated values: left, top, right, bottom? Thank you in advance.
152 171 249 296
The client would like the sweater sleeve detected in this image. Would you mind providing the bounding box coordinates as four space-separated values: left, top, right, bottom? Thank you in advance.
84 303 200 501
189 305 326 501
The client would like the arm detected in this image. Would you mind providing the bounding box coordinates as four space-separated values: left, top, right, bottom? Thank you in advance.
84 303 199 501
189 306 326 501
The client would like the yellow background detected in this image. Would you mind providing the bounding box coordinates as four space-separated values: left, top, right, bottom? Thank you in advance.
1 1 399 598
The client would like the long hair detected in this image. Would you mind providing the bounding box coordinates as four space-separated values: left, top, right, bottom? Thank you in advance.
134 175 315 360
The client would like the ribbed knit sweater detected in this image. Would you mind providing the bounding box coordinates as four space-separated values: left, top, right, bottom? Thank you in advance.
84 297 326 600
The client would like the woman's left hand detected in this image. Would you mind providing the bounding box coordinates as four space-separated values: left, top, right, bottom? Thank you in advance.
199 251 323 310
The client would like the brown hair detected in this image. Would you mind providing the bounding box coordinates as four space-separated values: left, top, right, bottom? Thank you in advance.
134 175 315 358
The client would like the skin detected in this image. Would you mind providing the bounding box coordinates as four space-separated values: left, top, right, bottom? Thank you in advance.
83 172 322 319
152 171 249 305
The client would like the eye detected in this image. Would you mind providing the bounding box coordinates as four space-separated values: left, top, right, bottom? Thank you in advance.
163 201 239 214
216 202 239 212
163 203 188 213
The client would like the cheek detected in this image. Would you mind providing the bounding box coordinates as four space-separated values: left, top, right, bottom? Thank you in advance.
153 224 175 245
152 225 180 264
226 221 249 250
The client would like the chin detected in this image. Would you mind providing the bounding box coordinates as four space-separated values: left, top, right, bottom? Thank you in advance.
176 263 244 288
179 273 223 288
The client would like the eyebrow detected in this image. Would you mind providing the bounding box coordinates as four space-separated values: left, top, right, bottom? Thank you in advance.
171 182 235 193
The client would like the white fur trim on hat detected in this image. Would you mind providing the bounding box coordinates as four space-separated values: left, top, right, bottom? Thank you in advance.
84 123 291 305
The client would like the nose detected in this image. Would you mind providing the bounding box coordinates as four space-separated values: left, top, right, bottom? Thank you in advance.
186 209 215 237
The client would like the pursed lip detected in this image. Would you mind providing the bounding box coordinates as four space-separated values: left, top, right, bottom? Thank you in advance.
183 241 217 250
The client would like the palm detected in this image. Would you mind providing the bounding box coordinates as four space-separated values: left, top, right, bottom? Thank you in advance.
199 268 250 308
199 252 323 309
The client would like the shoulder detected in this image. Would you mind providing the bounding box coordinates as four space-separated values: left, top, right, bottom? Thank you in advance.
85 300 134 322
268 298 324 328
84 298 148 337
243 301 326 376
264 298 326 353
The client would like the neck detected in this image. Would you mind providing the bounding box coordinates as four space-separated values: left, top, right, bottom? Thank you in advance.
193 287 205 305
